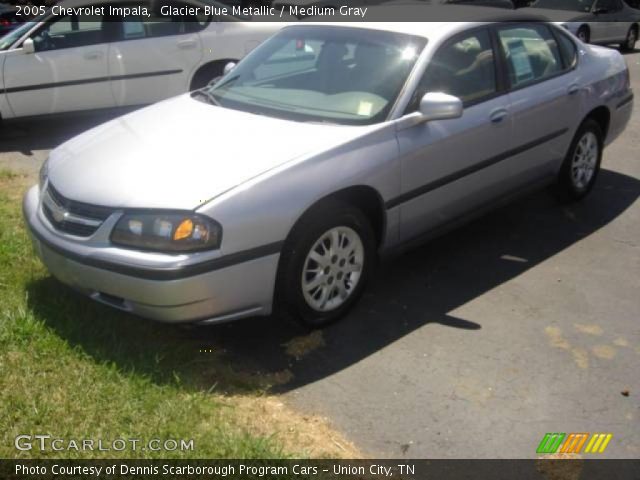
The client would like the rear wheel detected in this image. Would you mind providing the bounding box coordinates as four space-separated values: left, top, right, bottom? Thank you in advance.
576 26 590 44
555 119 603 202
620 25 638 52
276 201 375 328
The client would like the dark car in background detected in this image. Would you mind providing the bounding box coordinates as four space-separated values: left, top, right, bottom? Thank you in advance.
0 4 23 36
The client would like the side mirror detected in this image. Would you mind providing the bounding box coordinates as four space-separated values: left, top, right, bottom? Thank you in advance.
223 62 236 75
418 92 463 122
22 38 35 54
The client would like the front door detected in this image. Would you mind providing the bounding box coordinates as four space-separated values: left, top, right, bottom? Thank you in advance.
395 27 514 242
107 1 206 107
3 13 114 117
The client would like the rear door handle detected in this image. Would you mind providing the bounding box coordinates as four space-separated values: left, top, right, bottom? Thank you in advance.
490 108 508 123
177 39 197 50
568 84 580 96
83 51 104 60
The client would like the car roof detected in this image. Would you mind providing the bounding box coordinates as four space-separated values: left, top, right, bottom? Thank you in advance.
300 6 548 38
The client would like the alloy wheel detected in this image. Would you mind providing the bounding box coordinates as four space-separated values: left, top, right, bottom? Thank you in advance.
571 131 599 190
301 226 364 312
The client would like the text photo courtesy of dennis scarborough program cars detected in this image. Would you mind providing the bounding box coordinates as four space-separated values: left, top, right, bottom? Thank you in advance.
0 0 639 478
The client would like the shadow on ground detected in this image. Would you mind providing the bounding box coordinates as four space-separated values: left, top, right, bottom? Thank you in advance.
27 169 640 394
0 111 130 154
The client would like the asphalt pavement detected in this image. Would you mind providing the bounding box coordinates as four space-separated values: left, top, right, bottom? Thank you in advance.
2 50 638 460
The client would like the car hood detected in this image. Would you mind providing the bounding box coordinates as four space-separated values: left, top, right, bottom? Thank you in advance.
48 95 372 210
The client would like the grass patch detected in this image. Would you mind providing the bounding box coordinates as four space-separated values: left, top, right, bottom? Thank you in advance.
0 175 355 459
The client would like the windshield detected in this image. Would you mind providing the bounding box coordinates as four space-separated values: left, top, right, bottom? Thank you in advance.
0 21 35 50
205 26 427 125
530 0 595 12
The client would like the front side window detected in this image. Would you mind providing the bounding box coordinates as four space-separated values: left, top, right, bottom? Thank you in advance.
408 28 497 110
205 26 427 125
497 24 563 88
32 14 105 51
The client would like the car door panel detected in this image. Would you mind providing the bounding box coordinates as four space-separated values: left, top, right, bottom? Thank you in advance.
3 15 113 117
394 28 516 243
497 24 582 185
108 4 205 107
396 97 513 242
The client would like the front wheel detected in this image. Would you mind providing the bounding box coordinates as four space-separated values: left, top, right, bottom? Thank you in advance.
554 119 603 202
276 201 375 328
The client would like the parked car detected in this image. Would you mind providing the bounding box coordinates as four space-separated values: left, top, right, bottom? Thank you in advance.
275 0 514 17
520 0 640 51
24 20 633 327
0 0 288 121
0 5 23 37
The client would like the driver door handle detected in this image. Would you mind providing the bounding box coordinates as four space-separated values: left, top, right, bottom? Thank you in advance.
490 108 508 123
568 84 580 96
83 51 104 60
178 39 197 50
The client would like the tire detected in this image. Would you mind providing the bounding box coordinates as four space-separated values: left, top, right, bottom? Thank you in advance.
275 200 376 328
190 63 226 91
620 25 638 52
576 26 590 44
555 119 603 202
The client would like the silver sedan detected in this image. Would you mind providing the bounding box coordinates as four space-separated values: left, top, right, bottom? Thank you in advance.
522 0 640 50
24 21 633 327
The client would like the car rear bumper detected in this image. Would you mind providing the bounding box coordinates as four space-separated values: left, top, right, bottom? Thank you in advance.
23 186 279 324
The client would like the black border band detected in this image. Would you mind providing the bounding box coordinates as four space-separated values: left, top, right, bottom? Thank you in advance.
616 93 634 110
385 128 568 209
29 225 283 281
4 69 183 94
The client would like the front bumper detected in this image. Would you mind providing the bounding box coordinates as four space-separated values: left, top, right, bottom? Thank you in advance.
22 186 280 324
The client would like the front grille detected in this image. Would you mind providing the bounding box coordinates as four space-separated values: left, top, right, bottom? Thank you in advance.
42 183 115 237
47 183 113 221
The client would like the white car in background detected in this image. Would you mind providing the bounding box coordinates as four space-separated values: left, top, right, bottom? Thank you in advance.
522 0 640 51
0 0 288 121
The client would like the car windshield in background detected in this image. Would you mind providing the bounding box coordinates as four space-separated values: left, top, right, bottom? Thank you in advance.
530 0 595 11
206 26 427 125
0 21 34 50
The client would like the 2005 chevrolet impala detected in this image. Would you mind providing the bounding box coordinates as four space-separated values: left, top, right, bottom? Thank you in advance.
23 21 633 327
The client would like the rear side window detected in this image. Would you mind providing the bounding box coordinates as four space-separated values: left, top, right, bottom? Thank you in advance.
497 24 563 89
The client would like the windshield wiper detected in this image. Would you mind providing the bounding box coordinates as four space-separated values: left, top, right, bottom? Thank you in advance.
191 89 221 107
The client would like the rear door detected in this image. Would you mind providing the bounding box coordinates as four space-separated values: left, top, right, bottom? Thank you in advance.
395 27 514 242
3 13 114 117
497 24 582 185
107 1 207 107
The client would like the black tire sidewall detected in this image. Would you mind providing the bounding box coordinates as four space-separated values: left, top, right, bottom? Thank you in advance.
276 202 376 328
558 119 603 201
577 27 590 44
622 26 637 52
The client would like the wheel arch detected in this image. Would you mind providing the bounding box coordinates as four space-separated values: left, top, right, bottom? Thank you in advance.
189 59 238 91
287 185 387 249
584 105 611 140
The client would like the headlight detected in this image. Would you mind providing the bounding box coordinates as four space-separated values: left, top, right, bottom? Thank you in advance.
39 159 48 192
111 212 222 252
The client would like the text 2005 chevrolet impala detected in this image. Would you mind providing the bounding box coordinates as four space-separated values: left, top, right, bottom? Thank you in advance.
24 22 633 327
